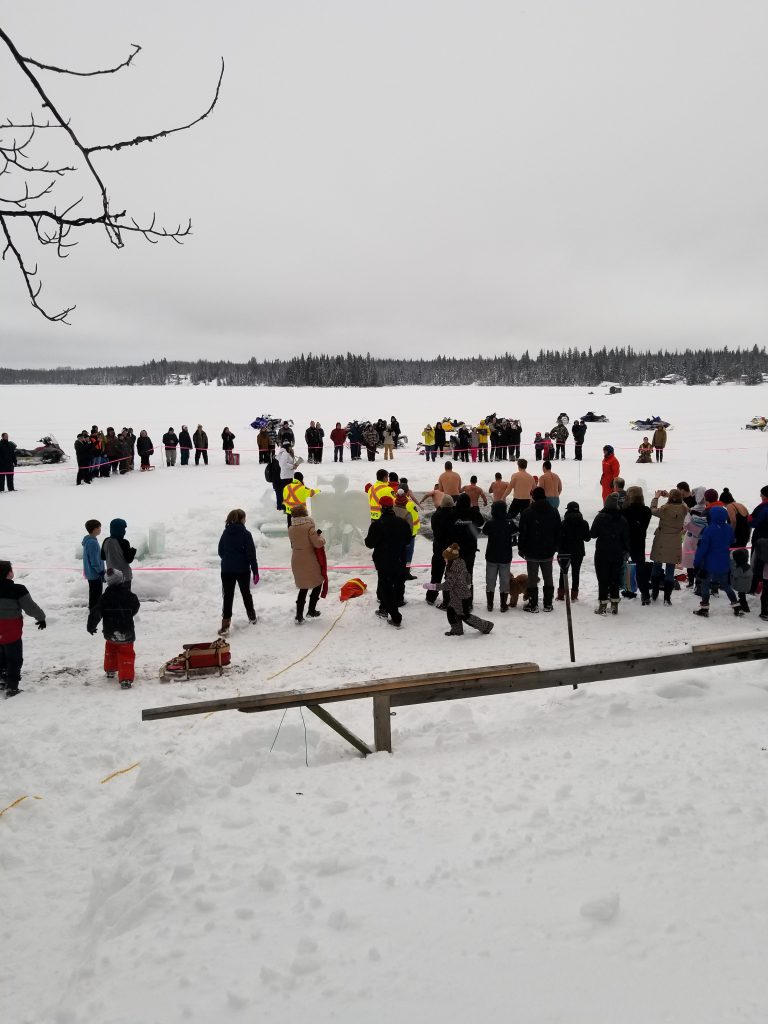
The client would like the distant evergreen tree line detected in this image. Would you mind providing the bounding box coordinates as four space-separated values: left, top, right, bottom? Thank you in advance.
1 346 766 387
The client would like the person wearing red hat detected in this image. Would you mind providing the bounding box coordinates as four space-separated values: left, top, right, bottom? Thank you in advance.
365 495 411 627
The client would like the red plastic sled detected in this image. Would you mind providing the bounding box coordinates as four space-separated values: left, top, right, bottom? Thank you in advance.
160 639 231 681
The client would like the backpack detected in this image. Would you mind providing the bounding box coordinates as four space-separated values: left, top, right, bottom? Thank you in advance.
733 509 750 548
264 459 279 483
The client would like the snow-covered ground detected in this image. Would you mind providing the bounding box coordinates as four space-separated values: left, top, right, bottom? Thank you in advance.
2 384 768 1024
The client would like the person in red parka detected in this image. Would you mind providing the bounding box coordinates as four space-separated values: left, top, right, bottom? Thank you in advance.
600 445 620 501
330 422 348 463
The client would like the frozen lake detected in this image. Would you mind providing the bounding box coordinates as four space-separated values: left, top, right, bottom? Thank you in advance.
2 383 767 1024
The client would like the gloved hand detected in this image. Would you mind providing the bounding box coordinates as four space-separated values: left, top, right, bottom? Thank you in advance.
423 583 439 591
252 571 260 585
36 620 46 630
88 628 98 636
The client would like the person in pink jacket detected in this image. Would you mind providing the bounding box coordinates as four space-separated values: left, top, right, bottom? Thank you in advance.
600 445 620 501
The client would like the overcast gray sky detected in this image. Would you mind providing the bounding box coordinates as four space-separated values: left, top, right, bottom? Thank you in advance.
1 0 767 368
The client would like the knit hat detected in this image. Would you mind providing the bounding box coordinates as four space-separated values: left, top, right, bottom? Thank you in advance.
566 500 580 512
603 445 614 455
105 568 124 587
379 495 394 508
761 485 768 499
292 503 308 517
531 486 546 501
604 493 620 510
442 543 460 561
719 488 734 504
703 488 719 503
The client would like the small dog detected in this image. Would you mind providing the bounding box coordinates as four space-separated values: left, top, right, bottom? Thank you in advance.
508 572 529 608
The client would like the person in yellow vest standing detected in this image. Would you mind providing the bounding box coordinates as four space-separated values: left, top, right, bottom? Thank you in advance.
477 420 490 462
283 471 320 525
366 469 395 521
395 489 421 579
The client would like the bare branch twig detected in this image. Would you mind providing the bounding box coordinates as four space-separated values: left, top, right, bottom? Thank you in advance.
0 213 75 321
87 58 224 154
22 42 142 77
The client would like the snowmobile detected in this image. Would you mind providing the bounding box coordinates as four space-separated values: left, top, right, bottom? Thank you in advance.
580 411 609 423
14 436 68 466
250 415 291 432
631 416 671 431
745 416 767 431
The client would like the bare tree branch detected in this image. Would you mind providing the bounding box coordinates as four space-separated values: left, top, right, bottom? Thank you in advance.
86 58 224 154
0 25 223 323
22 42 142 77
0 213 75 321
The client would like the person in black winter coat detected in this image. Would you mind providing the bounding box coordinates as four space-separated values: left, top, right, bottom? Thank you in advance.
365 497 411 626
482 500 515 611
178 426 192 466
557 500 591 600
217 509 259 634
434 423 446 460
590 493 630 613
508 420 522 461
622 485 653 604
162 428 179 467
571 420 587 460
0 432 18 492
222 428 236 464
87 568 140 688
427 495 456 605
74 431 93 485
0 560 46 698
518 486 561 611
452 492 479 580
348 421 363 460
136 430 154 470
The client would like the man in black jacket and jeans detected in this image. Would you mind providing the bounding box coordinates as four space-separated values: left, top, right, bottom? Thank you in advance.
426 495 456 605
365 496 411 627
518 487 561 612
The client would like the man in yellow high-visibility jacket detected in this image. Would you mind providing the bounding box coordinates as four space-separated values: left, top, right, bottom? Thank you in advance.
367 468 394 520
283 471 319 519
395 490 421 578
421 424 436 463
477 420 490 463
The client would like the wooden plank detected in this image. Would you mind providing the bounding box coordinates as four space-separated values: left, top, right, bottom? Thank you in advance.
390 640 768 707
302 705 372 757
372 695 392 753
142 662 540 721
142 637 768 723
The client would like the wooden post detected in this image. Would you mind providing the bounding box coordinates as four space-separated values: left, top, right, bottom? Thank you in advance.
305 705 372 757
373 695 392 753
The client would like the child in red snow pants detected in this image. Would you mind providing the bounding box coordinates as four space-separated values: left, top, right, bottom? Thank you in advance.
104 640 135 682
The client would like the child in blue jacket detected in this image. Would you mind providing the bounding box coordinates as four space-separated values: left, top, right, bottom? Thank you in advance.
82 519 105 610
693 506 742 618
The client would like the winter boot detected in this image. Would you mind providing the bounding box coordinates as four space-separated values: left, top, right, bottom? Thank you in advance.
595 600 608 615
739 594 751 613
542 586 555 612
523 587 539 613
651 577 661 602
610 598 620 615
445 622 464 636
120 680 132 689
693 605 709 617
218 618 231 637
556 584 565 602
570 587 579 601
307 590 321 618
466 614 494 634
487 591 494 612
5 687 21 699
105 670 116 679
500 592 509 613
295 592 307 624
663 582 673 606
731 603 743 617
